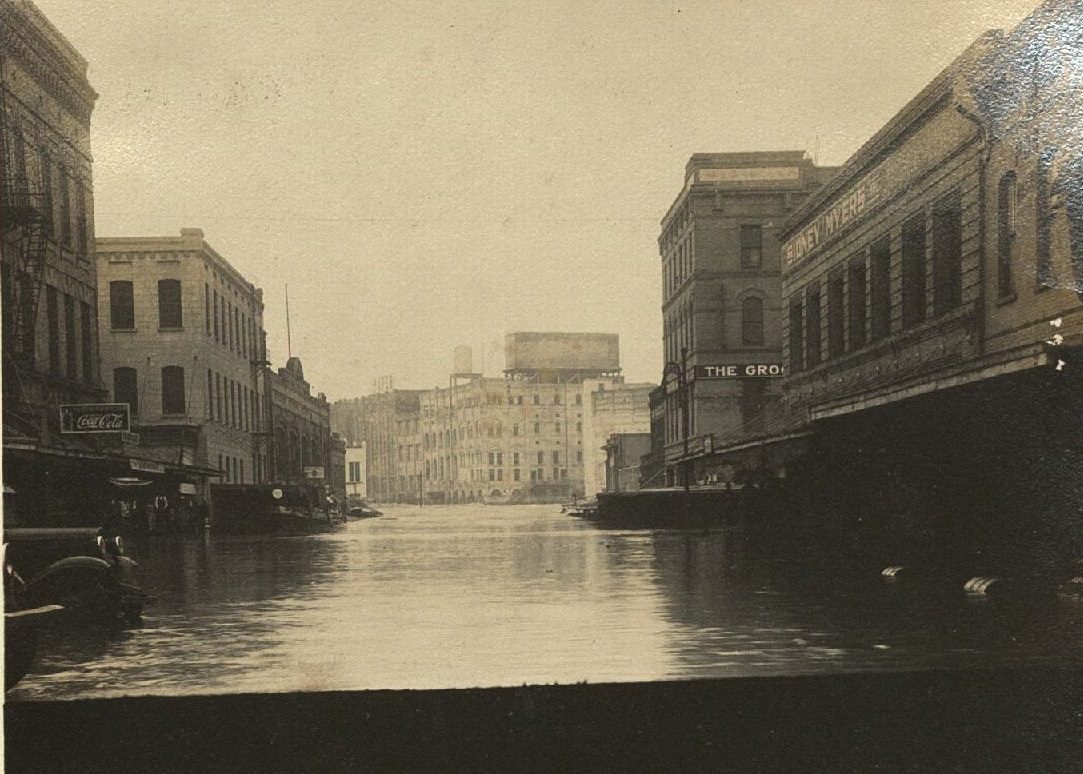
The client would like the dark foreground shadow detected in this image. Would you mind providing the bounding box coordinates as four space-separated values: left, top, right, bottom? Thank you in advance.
7 667 1082 773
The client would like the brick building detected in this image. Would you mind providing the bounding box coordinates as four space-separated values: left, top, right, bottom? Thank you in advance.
267 356 333 494
96 229 268 492
333 390 423 503
657 152 835 487
767 0 1083 569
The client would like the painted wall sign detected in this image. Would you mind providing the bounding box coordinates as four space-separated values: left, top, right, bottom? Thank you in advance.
59 403 130 433
783 169 884 269
694 364 785 378
304 466 326 479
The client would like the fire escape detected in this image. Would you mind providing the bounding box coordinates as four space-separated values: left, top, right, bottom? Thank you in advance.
1 100 50 431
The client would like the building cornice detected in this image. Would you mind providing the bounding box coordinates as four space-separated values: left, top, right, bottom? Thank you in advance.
0 1 97 124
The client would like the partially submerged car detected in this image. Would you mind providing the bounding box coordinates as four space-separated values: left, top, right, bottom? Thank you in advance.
3 527 150 627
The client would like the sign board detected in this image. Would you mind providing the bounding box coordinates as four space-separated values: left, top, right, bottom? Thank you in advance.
178 483 198 495
694 364 785 379
304 466 326 480
120 431 141 446
130 458 165 475
60 403 130 434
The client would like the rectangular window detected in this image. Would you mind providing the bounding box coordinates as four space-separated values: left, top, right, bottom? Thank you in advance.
870 236 891 340
75 183 88 256
110 280 135 329
215 373 223 422
827 273 845 360
848 260 867 350
901 214 926 328
997 174 1017 298
40 152 54 232
513 452 520 466
740 224 763 268
213 290 220 342
805 285 822 368
114 367 138 415
80 302 93 382
205 284 211 335
576 450 582 463
158 279 183 328
161 366 186 415
552 451 560 465
932 194 963 316
47 286 60 373
207 369 214 420
788 298 804 372
60 170 72 247
64 293 77 379
513 469 521 481
533 422 540 434
537 451 544 465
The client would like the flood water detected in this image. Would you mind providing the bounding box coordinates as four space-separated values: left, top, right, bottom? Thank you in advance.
9 504 1083 701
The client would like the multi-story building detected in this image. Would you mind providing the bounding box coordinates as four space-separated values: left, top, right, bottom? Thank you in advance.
344 389 423 503
771 0 1083 567
266 356 333 493
1 0 109 519
96 229 268 493
580 381 653 498
658 152 835 487
419 333 625 504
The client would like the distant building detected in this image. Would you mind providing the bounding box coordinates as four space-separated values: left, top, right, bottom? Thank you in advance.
344 443 367 500
328 432 347 503
420 334 626 504
0 0 113 520
656 152 836 487
96 229 268 494
603 433 652 493
336 389 423 503
267 356 333 492
580 381 653 498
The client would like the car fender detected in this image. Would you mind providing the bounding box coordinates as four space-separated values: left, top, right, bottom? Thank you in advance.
23 555 116 589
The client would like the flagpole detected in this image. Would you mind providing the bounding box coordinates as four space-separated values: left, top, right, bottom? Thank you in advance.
285 284 292 359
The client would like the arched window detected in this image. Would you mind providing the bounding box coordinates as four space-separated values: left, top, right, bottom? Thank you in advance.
741 296 765 346
161 366 185 415
997 172 1017 298
114 367 138 415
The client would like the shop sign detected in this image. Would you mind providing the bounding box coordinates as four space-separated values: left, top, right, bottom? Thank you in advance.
304 466 325 480
178 483 198 495
130 459 165 475
60 403 130 434
783 169 885 269
694 364 785 379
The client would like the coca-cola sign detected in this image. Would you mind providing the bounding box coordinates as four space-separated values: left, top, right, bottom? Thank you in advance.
60 403 131 434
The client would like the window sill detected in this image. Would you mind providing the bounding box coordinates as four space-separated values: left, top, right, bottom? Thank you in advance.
996 292 1017 306
111 326 137 332
158 327 184 332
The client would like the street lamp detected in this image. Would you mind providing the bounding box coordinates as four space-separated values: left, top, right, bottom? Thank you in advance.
662 346 690 492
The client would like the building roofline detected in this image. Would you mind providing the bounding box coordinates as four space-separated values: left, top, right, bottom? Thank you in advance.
780 30 1004 238
96 230 264 305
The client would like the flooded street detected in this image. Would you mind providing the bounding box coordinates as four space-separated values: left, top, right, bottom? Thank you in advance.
10 504 1083 701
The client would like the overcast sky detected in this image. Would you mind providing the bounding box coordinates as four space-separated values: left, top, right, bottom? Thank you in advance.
36 0 1040 398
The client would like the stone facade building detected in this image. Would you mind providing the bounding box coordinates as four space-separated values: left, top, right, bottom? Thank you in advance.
96 229 268 490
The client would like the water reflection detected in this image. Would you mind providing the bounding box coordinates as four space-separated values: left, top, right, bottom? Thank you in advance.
9 504 1083 701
